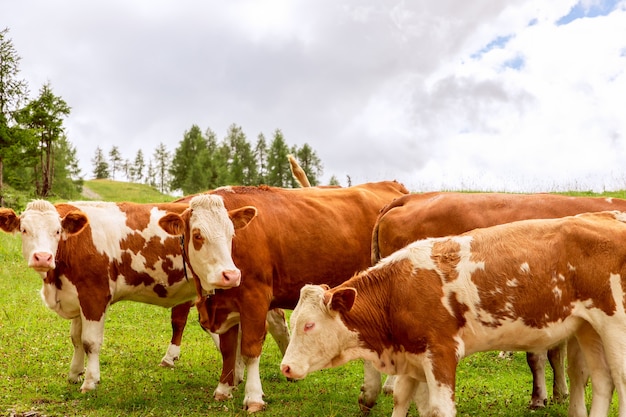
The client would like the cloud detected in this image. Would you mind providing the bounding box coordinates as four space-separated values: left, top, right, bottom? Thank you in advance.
4 0 626 192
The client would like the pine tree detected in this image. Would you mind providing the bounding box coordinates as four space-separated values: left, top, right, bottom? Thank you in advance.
266 129 291 187
108 146 122 180
17 82 71 197
153 142 170 193
0 28 29 206
91 146 109 179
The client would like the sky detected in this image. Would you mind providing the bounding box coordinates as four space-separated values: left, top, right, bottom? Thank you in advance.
3 0 626 192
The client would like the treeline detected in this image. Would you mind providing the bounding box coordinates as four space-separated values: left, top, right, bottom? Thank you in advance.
91 124 334 196
0 28 336 209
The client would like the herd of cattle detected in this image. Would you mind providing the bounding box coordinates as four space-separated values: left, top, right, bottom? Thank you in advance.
2 162 626 416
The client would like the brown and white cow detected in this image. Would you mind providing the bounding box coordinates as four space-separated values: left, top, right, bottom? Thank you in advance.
160 181 409 412
281 211 626 417
0 195 290 392
367 191 626 409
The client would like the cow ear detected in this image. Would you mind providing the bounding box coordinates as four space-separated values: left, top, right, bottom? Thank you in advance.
0 208 20 234
327 288 357 314
61 210 89 237
159 212 186 236
229 206 257 230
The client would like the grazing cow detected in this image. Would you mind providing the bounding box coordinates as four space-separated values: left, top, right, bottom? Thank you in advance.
366 191 626 410
160 181 409 412
281 211 626 417
0 196 289 392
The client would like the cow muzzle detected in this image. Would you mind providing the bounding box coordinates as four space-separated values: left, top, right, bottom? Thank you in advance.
215 269 241 289
29 252 55 272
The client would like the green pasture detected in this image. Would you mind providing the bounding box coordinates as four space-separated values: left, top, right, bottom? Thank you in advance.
0 182 620 416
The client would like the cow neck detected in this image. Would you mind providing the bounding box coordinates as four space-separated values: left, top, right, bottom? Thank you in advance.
179 234 215 296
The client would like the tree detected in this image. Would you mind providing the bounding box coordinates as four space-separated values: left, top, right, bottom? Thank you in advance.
153 142 170 193
108 146 122 180
51 134 83 198
328 175 341 186
130 149 145 183
91 146 109 179
17 82 71 197
0 27 29 206
170 125 208 194
224 124 257 185
254 133 268 185
266 129 291 187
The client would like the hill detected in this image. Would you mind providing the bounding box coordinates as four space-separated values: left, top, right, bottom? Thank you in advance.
82 179 175 203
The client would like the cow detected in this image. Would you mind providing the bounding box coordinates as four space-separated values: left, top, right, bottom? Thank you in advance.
366 191 626 410
281 210 626 417
0 195 289 392
159 181 409 412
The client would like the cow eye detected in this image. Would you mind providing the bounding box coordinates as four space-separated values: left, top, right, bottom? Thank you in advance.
304 322 315 332
56 229 61 236
193 232 202 241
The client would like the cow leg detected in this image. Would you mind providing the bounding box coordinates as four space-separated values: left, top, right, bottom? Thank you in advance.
575 322 613 417
567 337 590 417
68 317 85 383
383 375 396 394
161 301 192 367
526 351 548 408
239 307 270 413
359 360 383 414
548 342 569 403
266 308 290 355
243 355 265 413
79 315 106 392
392 374 417 417
214 325 240 401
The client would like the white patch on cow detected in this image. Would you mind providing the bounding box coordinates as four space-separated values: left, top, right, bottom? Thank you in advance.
40 275 81 319
18 200 64 271
439 235 486 322
568 263 576 272
610 273 625 316
72 202 131 261
507 278 519 287
611 210 626 223
187 195 241 290
605 197 614 203
519 262 531 274
387 238 437 271
281 285 365 379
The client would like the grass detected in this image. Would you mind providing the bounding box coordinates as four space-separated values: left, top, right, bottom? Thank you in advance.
0 183 621 416
81 180 174 203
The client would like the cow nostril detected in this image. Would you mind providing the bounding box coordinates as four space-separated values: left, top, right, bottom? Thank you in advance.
281 364 291 376
223 270 241 283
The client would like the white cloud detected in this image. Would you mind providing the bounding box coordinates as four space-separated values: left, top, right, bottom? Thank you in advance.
4 0 626 191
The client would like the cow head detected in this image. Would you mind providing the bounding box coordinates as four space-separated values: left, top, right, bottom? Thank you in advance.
280 284 358 380
158 194 257 292
0 200 89 273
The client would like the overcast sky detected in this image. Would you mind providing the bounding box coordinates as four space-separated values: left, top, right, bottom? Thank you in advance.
4 0 626 192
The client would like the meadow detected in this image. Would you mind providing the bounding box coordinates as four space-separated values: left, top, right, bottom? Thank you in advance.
0 181 620 416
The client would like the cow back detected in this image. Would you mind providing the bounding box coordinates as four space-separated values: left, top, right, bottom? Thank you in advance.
373 192 626 262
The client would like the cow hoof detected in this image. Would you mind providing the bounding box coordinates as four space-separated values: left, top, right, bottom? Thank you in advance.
528 398 547 409
553 392 569 404
214 392 233 402
79 381 98 393
245 402 266 413
358 393 375 415
159 359 176 368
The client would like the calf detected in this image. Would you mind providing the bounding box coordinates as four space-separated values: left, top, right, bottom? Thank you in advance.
160 181 409 412
282 211 626 417
0 196 290 392
368 191 626 409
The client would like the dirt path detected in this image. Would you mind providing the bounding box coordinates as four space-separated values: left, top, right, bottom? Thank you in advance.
81 186 102 200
